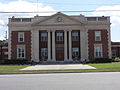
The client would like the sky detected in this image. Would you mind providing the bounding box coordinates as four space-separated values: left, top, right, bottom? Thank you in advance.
0 0 120 42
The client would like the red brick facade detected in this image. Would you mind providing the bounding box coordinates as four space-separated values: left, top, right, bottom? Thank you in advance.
88 29 109 59
11 31 31 60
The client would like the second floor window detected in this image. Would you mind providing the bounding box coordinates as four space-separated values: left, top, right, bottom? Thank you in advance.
72 32 79 41
18 32 24 42
41 32 47 41
95 31 101 41
56 32 63 41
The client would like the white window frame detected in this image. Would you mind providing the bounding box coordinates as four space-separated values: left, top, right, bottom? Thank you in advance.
56 32 63 41
95 31 101 41
94 44 103 57
72 32 79 41
40 32 48 41
18 32 24 42
17 46 25 59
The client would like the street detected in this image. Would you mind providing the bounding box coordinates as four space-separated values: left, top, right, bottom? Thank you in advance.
0 72 120 90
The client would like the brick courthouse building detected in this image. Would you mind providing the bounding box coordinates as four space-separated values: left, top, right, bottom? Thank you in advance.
8 12 112 62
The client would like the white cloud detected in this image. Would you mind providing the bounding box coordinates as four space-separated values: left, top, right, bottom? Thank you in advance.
0 0 56 40
92 5 120 41
92 5 120 26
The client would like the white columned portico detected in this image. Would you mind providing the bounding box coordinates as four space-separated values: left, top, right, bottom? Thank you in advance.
47 30 51 61
64 30 68 61
52 30 56 61
69 30 72 61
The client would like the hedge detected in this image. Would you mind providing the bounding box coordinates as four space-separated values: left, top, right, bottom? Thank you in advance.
0 59 30 65
90 58 112 63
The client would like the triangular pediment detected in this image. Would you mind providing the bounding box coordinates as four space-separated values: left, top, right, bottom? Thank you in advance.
32 12 84 26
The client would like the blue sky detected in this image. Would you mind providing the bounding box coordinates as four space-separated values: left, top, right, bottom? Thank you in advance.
0 0 120 41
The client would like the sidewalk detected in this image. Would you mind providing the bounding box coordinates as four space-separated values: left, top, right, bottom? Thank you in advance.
21 64 96 70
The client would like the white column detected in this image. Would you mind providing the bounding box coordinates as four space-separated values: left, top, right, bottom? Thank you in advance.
47 30 51 61
52 31 56 61
64 30 68 61
69 30 72 61
32 30 39 62
80 29 88 61
8 29 11 59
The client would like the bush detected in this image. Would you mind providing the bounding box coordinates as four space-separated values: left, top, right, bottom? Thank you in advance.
112 58 120 62
0 59 30 65
90 58 112 63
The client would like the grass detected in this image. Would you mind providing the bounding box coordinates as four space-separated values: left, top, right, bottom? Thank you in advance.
0 63 120 74
89 63 120 69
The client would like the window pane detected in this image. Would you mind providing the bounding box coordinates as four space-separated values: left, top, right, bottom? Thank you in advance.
72 32 79 40
94 45 102 57
18 48 25 58
18 32 24 42
56 32 63 41
72 48 79 57
41 32 47 41
95 31 101 41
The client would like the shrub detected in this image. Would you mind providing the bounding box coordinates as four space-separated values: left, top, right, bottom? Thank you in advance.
0 59 30 65
90 58 112 63
112 58 120 62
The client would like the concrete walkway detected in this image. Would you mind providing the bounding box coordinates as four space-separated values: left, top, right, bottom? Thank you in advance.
21 64 96 70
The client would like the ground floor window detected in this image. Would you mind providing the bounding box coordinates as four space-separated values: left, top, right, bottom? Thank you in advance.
72 48 79 60
94 45 102 57
17 47 25 59
112 50 116 58
41 48 48 60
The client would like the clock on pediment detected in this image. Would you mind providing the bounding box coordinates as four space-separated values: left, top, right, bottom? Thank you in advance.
57 17 62 22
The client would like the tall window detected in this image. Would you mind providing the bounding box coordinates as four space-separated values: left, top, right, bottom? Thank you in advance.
72 48 79 59
41 48 48 60
17 47 25 58
18 32 24 42
41 32 47 41
94 45 102 57
112 50 116 58
95 31 101 41
72 32 79 41
56 32 63 41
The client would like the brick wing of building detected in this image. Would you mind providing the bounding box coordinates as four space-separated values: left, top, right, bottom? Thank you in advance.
8 12 111 63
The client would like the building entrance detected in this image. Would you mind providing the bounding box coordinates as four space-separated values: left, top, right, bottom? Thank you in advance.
56 47 64 61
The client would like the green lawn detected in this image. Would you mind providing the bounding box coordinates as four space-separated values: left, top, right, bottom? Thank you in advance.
0 63 120 74
88 63 120 69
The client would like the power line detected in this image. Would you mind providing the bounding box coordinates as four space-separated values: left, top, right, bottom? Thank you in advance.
38 2 120 6
0 10 120 13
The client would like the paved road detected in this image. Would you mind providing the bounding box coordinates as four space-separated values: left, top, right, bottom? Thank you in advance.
0 72 120 90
